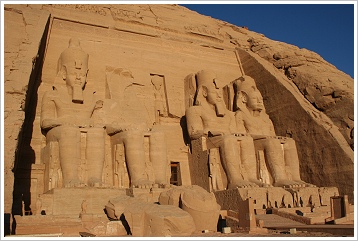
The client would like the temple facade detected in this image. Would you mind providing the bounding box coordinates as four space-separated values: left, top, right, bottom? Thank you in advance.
3 4 354 237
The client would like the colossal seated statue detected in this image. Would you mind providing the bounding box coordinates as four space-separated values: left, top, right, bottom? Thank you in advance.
232 75 314 188
185 69 265 190
40 38 105 188
106 122 170 188
104 68 170 188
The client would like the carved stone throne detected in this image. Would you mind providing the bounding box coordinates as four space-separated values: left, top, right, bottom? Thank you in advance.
184 71 339 211
184 72 240 192
41 141 62 191
223 76 306 187
41 67 171 193
223 78 276 186
184 72 296 191
103 67 171 188
40 92 105 192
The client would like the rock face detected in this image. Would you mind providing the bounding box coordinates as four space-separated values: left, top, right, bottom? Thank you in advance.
3 5 51 233
3 4 353 235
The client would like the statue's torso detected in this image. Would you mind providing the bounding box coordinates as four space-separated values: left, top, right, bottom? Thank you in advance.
201 108 235 135
237 110 275 136
47 87 98 125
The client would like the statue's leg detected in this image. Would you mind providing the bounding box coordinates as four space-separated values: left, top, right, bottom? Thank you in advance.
283 138 315 187
47 126 81 187
253 139 272 186
215 135 257 189
120 130 153 187
264 138 300 188
240 136 265 186
86 127 105 186
149 130 169 185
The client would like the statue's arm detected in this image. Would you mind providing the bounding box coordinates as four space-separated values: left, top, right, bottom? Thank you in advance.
234 111 247 134
268 118 277 136
40 91 62 130
185 106 204 140
106 121 147 135
106 122 124 135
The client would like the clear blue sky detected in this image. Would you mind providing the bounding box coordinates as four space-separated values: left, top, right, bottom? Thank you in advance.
181 3 355 79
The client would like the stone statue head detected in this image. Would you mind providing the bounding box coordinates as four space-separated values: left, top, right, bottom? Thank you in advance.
57 38 89 103
195 69 226 116
195 70 218 105
234 75 264 112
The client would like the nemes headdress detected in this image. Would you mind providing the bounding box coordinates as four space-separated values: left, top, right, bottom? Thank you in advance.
232 75 260 111
196 69 217 87
233 75 258 95
194 69 218 105
57 38 89 79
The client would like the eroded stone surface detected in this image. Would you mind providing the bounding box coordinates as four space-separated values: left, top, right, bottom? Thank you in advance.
185 69 261 190
159 185 221 232
41 38 105 188
230 75 314 188
3 3 354 237
106 195 196 236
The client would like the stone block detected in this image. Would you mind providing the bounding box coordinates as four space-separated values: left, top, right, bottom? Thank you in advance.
267 187 294 208
215 187 290 211
286 187 320 207
41 187 127 216
319 187 339 206
159 185 221 232
238 198 256 229
222 227 231 234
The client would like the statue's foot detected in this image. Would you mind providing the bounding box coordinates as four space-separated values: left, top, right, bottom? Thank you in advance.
88 177 102 187
228 180 259 189
64 179 83 188
248 179 273 187
273 180 305 188
293 180 316 187
154 182 171 189
132 178 154 189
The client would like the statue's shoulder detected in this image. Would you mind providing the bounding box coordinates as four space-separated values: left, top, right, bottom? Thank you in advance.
234 108 250 119
43 87 58 98
43 85 66 100
226 109 235 117
185 105 203 116
234 109 243 117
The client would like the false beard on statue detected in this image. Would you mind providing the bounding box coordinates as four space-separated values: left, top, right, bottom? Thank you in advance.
214 100 226 117
72 84 84 103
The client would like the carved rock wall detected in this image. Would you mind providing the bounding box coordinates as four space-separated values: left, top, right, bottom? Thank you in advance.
246 37 354 148
3 3 354 222
3 5 50 221
237 49 354 200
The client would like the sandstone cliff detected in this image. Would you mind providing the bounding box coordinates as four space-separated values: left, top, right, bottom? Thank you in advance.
3 4 354 221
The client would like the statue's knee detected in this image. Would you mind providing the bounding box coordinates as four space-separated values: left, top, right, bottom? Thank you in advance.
117 129 143 141
241 135 254 142
239 136 254 147
46 133 59 143
61 126 80 138
87 127 105 138
265 138 281 149
127 132 144 142
284 138 296 148
222 135 237 146
150 131 165 141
